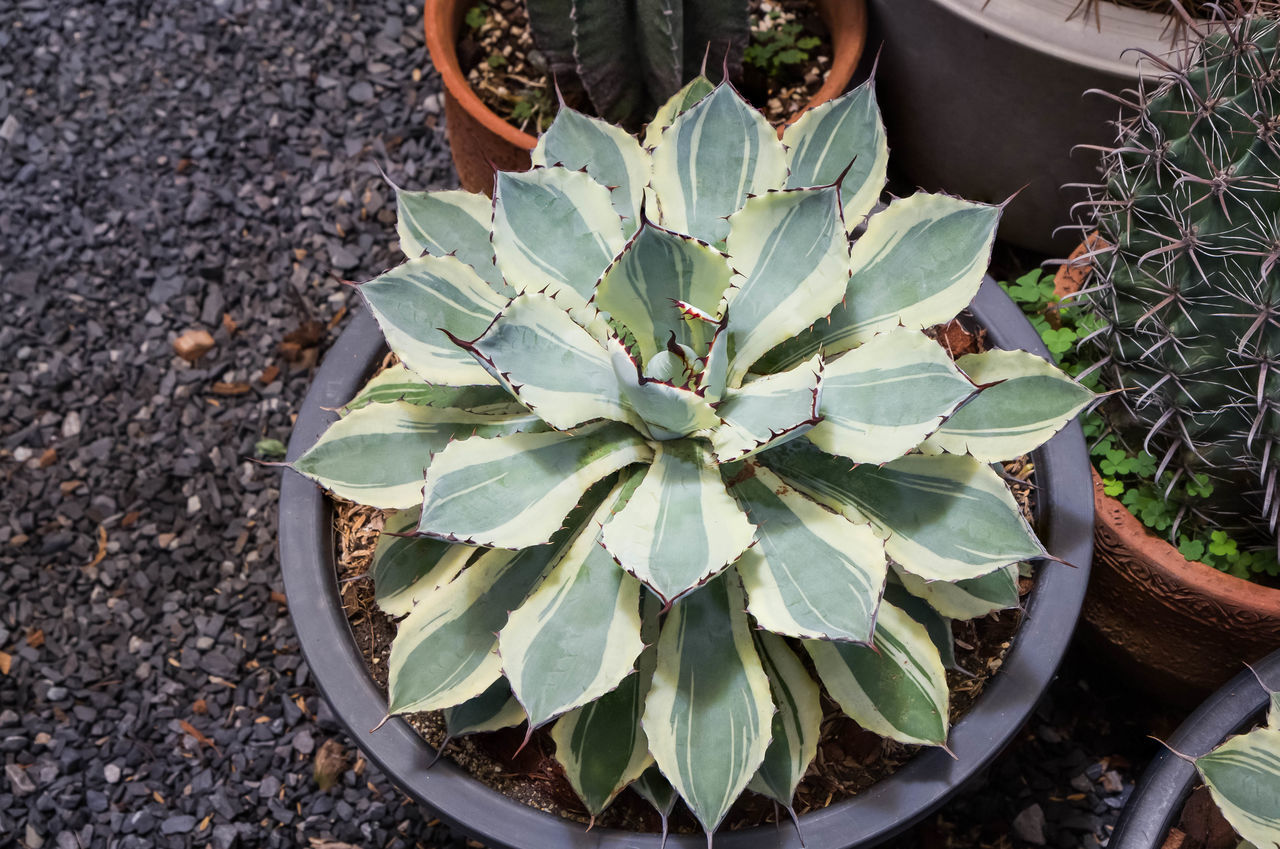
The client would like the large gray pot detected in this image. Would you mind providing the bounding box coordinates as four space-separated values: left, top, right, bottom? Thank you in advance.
869 0 1187 255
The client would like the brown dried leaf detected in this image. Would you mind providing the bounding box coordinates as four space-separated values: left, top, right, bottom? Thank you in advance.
211 381 251 396
313 738 349 791
259 365 280 385
178 719 221 754
26 628 44 648
85 525 107 570
0 650 11 676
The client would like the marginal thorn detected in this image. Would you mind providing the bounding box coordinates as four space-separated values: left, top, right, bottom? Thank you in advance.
370 713 392 733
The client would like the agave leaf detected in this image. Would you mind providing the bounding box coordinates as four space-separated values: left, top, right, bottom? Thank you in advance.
371 509 476 617
649 83 788 245
499 476 647 728
710 354 823 464
601 438 756 604
443 678 527 737
416 423 653 549
359 255 510 386
551 593 661 816
923 349 1094 462
722 185 850 387
632 765 678 847
642 75 715 148
595 222 733 364
764 194 1000 373
1271 692 1280 730
387 546 554 713
341 364 520 415
806 330 974 465
806 598 950 746
524 0 577 94
762 442 1043 582
1195 726 1280 849
635 0 684 114
747 631 822 807
882 582 959 672
531 107 651 232
570 0 646 127
609 340 720 439
461 293 642 432
394 188 506 290
894 562 1022 621
730 463 886 643
783 79 889 229
492 167 626 308
292 401 542 509
642 572 773 833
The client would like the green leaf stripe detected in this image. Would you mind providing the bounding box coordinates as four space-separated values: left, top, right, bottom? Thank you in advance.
808 329 975 464
894 563 1022 621
341 364 519 415
642 572 774 832
443 678 527 737
394 187 505 289
722 185 850 387
416 423 653 549
806 599 950 746
499 478 646 728
649 83 788 245
762 442 1043 582
783 79 889 228
602 439 756 604
926 348 1094 462
710 354 823 463
1196 726 1280 849
532 107 650 232
291 400 542 509
464 293 640 432
359 254 509 386
594 222 733 364
492 167 625 307
731 463 887 643
371 509 476 617
748 631 821 806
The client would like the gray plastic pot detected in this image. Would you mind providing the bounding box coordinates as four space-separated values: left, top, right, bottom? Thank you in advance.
278 278 1095 849
868 0 1186 255
1108 649 1280 849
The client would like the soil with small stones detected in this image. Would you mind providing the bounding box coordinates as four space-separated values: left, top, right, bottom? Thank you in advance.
458 0 830 134
1 1 1174 847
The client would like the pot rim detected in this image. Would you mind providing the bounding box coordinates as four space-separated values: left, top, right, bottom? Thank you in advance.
278 277 1095 849
1108 649 1280 849
422 0 869 152
916 0 1194 80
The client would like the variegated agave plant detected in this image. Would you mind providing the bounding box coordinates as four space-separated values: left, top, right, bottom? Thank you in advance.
291 76 1093 840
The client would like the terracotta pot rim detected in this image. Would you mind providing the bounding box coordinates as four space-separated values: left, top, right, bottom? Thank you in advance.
423 0 869 152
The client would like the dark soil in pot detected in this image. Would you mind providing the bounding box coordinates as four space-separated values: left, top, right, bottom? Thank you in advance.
457 0 834 135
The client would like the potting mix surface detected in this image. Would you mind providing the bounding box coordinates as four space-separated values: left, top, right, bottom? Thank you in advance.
0 1 1190 847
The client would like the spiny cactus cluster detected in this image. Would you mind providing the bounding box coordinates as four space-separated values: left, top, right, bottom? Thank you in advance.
1070 13 1280 553
525 0 748 130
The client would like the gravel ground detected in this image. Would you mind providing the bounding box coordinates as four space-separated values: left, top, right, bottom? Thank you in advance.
0 2 1169 848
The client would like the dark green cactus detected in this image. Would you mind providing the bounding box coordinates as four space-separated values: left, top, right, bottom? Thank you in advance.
1072 14 1280 552
526 0 749 130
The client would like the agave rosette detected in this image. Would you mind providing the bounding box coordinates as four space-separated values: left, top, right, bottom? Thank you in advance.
292 77 1092 837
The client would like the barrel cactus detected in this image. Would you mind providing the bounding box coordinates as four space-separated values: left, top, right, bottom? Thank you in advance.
1070 14 1280 554
291 79 1091 839
526 0 748 130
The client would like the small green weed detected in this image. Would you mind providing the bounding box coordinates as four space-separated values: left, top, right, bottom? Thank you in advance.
465 3 488 30
744 21 822 78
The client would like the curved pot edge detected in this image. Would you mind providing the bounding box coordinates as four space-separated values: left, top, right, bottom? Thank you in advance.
917 0 1188 79
1108 649 1280 849
422 0 870 157
278 277 1094 849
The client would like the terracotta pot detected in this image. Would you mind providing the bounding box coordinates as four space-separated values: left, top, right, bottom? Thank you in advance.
424 0 868 194
1054 243 1280 704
